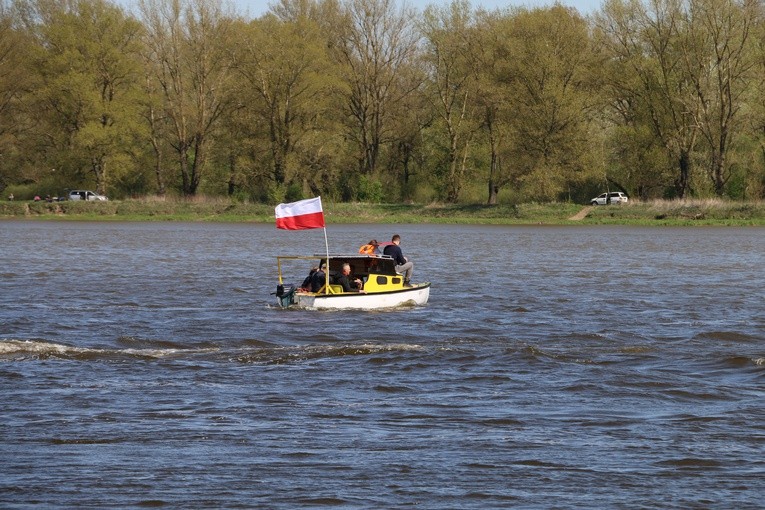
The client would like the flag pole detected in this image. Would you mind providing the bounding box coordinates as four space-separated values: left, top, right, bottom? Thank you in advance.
318 196 330 294
323 225 330 294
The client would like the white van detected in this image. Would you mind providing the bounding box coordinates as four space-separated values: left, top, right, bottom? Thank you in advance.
590 192 628 205
68 190 108 201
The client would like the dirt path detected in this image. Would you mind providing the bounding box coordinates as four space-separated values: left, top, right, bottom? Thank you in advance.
568 206 592 221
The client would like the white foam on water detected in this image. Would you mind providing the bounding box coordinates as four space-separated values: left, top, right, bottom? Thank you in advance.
0 339 218 359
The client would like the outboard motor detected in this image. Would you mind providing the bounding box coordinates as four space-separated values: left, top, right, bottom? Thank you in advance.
275 284 296 307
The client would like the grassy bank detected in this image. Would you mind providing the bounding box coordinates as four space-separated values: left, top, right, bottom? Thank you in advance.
582 199 765 226
1 197 764 226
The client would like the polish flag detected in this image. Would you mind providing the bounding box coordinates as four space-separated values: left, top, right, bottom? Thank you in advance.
275 197 326 230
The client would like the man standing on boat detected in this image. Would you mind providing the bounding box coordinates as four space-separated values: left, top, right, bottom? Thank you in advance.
383 234 413 287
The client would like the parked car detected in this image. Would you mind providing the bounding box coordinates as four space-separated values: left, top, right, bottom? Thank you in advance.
68 190 108 201
590 192 628 205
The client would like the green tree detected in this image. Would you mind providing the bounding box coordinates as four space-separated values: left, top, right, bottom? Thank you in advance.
17 0 145 195
0 2 32 191
471 9 514 204
498 6 599 201
231 10 336 196
421 0 478 203
741 13 765 199
383 72 430 200
138 47 171 196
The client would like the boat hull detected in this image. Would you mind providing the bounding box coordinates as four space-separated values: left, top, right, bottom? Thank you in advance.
293 283 430 310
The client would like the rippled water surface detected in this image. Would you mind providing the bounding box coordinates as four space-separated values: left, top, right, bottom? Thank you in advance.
1 220 764 508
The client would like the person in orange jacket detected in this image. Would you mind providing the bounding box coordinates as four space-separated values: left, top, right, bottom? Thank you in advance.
358 239 380 255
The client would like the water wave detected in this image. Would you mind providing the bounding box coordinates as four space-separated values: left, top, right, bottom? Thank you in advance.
0 339 218 361
720 355 765 368
234 342 424 364
655 458 724 469
693 331 761 343
0 339 424 365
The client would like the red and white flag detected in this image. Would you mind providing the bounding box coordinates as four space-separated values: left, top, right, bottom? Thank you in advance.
275 197 326 230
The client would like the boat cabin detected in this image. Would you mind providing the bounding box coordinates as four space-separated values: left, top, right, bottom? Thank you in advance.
276 254 405 295
322 254 403 293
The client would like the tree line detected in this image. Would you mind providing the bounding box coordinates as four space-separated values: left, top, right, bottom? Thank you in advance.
1 0 764 204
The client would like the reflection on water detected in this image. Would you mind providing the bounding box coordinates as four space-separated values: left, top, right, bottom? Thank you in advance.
1 221 764 508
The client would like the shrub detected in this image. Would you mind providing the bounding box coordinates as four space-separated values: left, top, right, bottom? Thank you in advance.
357 175 384 203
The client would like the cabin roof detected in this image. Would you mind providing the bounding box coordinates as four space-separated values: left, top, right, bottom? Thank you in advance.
311 254 393 260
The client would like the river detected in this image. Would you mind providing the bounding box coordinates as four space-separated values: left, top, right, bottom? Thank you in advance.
1 220 763 508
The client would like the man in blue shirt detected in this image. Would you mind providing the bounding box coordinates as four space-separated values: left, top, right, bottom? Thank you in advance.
383 234 414 287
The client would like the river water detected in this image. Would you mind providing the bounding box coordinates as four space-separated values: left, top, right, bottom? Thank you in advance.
1 220 763 509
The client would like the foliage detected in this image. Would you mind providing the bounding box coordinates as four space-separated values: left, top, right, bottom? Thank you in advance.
1 0 765 203
356 174 384 203
267 182 287 204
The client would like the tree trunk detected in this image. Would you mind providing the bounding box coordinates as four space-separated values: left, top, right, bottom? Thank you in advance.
179 143 194 196
269 109 285 185
675 150 691 199
92 155 106 195
397 140 413 186
227 154 237 196
711 136 728 196
180 157 190 195
446 135 460 203
154 155 166 196
149 121 165 195
487 181 498 205
487 145 499 205
712 156 725 197
189 134 204 195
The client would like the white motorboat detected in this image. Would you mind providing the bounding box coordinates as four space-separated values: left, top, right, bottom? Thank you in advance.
275 254 430 310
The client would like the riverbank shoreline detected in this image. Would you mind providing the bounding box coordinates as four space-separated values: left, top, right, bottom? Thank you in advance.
2 198 764 226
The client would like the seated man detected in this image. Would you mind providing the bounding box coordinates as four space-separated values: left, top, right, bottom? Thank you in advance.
334 263 364 293
310 263 327 292
382 234 413 286
301 265 319 291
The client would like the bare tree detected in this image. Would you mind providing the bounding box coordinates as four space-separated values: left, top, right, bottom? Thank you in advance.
334 0 420 176
140 0 236 195
598 0 703 198
682 0 760 195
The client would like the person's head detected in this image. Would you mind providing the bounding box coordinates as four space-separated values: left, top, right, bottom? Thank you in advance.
342 263 351 274
369 239 378 246
320 262 327 271
391 234 401 245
